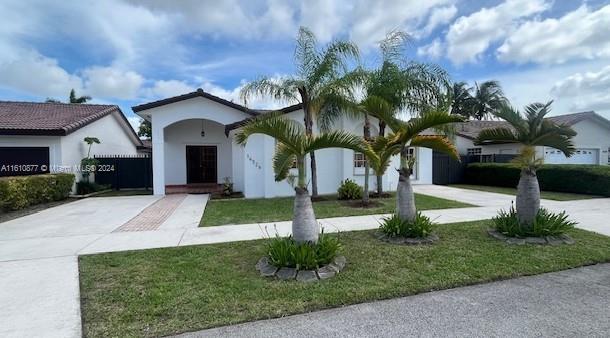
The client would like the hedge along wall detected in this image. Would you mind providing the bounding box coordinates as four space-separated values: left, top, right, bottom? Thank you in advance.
0 173 75 211
464 163 610 197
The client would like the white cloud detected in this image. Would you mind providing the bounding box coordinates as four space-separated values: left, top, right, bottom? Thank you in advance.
83 66 144 99
417 38 443 59
445 0 550 64
0 51 82 97
419 5 457 37
127 116 143 131
151 80 195 98
551 65 610 112
349 0 453 49
497 5 610 64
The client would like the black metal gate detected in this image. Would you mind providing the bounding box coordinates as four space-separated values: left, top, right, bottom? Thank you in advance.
94 154 152 190
432 152 516 185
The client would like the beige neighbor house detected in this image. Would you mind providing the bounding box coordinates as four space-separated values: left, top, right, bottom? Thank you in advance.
453 111 610 165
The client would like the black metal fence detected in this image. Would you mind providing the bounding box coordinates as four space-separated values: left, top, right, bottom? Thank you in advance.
94 154 152 190
432 152 516 185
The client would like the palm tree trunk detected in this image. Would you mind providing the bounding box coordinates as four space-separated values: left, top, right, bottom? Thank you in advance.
362 114 371 205
516 168 540 229
293 187 319 243
303 104 318 198
396 148 416 222
376 174 383 196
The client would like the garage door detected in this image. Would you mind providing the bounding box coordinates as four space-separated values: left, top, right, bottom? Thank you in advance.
0 147 50 177
544 148 598 165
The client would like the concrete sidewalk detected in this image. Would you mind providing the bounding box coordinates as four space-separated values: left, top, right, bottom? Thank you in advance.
176 263 610 338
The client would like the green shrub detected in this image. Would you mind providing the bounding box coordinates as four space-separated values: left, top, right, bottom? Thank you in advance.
76 181 110 195
465 163 610 196
379 213 434 238
267 231 341 270
493 206 576 237
0 173 75 211
337 179 363 200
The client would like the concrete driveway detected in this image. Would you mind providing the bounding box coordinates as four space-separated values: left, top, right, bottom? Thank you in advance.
0 194 207 338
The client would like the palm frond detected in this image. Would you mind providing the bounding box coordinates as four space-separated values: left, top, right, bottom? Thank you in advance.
234 113 304 154
295 26 320 78
308 40 359 88
401 111 464 141
305 130 368 155
410 135 460 160
474 127 519 145
492 104 528 136
379 30 411 63
368 135 401 174
239 76 300 105
272 144 297 182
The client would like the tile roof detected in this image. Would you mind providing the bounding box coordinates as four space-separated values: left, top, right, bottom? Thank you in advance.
0 101 133 137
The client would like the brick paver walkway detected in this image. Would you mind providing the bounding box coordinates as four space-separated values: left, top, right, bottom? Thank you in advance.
114 194 187 232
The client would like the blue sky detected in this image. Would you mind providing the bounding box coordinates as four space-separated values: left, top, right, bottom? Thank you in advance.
1 0 609 128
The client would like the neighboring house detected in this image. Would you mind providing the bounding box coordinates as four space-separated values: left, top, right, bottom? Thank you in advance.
0 101 142 183
453 111 610 165
133 88 433 197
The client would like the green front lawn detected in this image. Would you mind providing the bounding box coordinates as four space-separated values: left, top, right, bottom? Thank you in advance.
79 221 610 337
200 193 473 226
449 184 599 201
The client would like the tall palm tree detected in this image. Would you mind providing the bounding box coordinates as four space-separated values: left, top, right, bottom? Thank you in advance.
475 102 576 227
235 113 370 243
470 81 507 120
449 81 473 118
379 111 463 221
361 31 449 195
69 89 91 104
240 27 360 198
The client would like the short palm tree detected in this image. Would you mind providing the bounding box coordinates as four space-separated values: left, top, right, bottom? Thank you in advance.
470 81 507 120
235 113 369 243
381 111 463 222
475 102 576 227
240 27 360 198
368 134 402 196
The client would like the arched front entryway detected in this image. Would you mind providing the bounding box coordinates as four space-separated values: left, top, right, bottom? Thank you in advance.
162 119 234 194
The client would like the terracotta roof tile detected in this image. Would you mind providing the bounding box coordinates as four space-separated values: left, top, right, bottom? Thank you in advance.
0 101 120 135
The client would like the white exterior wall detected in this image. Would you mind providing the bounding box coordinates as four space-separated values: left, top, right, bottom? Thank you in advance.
544 119 610 165
163 119 232 185
238 109 432 198
144 97 254 194
61 112 139 183
0 135 62 168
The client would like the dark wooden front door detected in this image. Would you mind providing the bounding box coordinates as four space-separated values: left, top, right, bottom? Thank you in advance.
186 146 217 184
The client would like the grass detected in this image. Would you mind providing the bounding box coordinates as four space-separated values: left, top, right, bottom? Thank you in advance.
200 193 473 226
79 220 610 338
449 184 599 201
93 189 153 197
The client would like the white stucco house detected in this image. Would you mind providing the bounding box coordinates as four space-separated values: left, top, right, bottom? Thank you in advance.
453 111 610 165
0 101 142 182
133 88 433 197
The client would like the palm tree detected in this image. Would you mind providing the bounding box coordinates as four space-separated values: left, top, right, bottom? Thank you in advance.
362 31 449 195
380 111 463 222
470 81 507 120
240 27 360 198
449 81 473 118
368 135 402 196
69 89 91 104
475 102 576 227
235 113 369 243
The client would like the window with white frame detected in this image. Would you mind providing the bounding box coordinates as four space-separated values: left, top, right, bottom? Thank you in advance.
353 152 367 168
467 147 482 156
